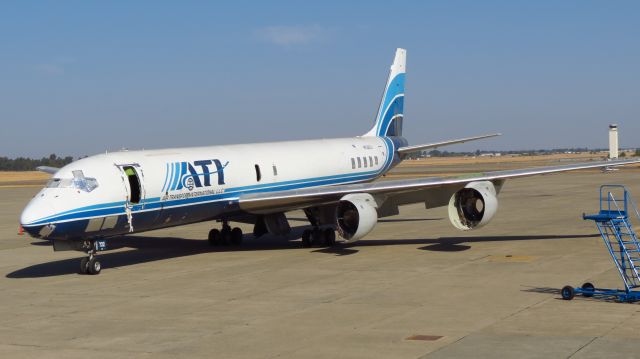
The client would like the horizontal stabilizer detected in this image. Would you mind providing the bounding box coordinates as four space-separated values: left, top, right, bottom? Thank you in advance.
397 133 501 155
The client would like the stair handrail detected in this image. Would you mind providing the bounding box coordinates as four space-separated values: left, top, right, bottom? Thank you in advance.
628 190 640 223
600 185 628 217
608 191 626 218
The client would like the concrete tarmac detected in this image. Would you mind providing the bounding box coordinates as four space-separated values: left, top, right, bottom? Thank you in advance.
2 168 640 358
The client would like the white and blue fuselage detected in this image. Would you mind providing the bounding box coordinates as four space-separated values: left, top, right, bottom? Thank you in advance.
20 136 406 241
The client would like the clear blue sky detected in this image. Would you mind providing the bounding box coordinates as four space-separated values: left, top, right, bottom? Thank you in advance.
1 1 638 158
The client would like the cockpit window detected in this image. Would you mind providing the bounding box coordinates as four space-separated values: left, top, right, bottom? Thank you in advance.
46 171 98 192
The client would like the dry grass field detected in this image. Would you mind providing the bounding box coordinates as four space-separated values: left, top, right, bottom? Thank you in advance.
0 171 50 187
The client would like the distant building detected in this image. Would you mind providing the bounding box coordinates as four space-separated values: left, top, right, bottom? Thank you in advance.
609 124 619 159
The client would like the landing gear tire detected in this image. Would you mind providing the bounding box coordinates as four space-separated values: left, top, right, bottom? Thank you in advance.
323 228 336 246
311 229 323 246
302 229 312 248
80 257 89 274
208 229 221 246
231 227 243 245
561 285 575 300
581 282 595 298
209 225 243 247
88 257 101 275
220 227 231 246
79 240 101 275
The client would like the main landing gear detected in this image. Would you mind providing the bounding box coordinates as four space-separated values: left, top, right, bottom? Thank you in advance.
79 241 102 275
208 222 243 246
301 227 336 248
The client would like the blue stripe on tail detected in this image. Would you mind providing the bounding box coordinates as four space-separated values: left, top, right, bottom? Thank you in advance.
375 73 405 137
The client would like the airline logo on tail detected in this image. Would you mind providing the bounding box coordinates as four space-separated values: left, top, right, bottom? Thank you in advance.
365 48 406 138
162 159 228 193
374 73 405 137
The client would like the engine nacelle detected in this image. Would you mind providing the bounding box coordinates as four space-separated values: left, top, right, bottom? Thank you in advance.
448 181 498 230
335 193 378 242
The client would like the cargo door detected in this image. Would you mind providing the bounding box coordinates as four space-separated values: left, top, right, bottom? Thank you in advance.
116 164 148 232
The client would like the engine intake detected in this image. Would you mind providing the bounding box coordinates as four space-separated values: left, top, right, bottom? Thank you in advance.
448 181 498 230
336 193 378 242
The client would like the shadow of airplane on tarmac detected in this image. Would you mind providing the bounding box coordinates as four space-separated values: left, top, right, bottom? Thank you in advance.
352 233 600 252
6 227 599 279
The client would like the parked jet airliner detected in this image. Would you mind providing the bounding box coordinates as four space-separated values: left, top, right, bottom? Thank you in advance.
20 49 640 274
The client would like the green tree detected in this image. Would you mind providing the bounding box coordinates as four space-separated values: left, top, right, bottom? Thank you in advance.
0 154 73 171
635 149 640 157
620 152 626 158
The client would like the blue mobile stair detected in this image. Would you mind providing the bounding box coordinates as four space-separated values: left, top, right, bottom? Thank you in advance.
561 185 640 302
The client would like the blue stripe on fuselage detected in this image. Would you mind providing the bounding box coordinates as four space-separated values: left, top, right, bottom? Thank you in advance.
27 172 375 225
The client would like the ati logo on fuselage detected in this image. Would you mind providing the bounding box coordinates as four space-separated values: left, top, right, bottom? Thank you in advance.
162 159 228 192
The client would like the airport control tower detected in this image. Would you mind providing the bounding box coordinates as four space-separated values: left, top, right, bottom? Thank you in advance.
609 124 619 159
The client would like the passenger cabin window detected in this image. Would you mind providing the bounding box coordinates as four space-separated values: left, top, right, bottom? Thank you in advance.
255 164 262 182
375 156 379 165
357 157 362 168
351 158 355 169
369 156 373 167
272 165 278 176
123 166 141 204
363 156 368 168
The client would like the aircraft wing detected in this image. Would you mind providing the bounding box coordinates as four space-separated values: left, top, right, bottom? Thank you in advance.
238 158 640 214
396 133 501 155
36 166 60 175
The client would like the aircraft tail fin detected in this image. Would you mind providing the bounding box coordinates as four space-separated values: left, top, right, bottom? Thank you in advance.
364 48 406 137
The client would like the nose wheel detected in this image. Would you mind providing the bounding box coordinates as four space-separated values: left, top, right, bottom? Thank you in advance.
79 240 103 275
80 251 101 275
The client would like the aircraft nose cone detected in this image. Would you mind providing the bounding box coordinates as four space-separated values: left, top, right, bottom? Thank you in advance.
20 194 59 238
20 201 40 227
20 193 54 227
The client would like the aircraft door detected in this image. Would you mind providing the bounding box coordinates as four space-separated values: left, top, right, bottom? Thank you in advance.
117 164 147 232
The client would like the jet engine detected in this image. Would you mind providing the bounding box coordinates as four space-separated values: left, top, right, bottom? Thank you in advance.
335 193 378 242
448 181 498 230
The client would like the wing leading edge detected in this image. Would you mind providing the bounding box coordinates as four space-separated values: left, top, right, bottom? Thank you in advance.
36 166 59 175
238 158 640 214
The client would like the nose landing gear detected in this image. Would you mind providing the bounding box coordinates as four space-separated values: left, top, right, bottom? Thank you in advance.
79 240 104 275
80 252 101 275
